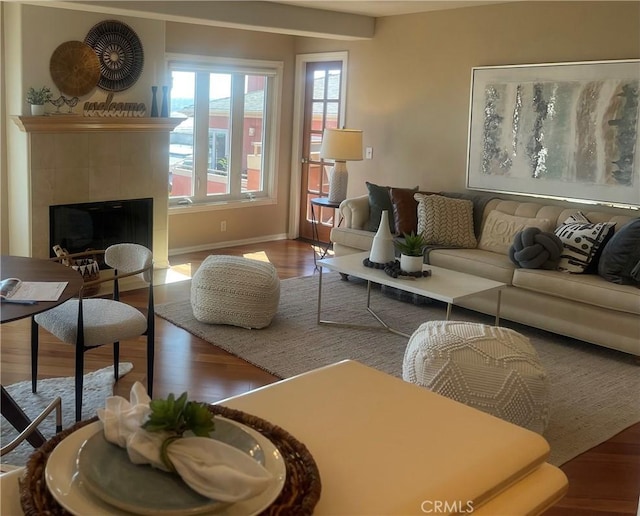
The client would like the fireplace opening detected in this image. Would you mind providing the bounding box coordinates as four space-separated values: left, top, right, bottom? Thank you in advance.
49 198 153 266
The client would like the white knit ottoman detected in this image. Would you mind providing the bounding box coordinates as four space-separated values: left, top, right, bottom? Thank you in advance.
403 321 549 433
191 255 280 329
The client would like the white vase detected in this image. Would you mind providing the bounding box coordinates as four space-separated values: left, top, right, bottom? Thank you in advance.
400 254 423 273
369 210 396 264
30 104 45 116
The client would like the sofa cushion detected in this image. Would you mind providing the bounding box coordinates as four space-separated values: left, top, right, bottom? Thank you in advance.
415 194 477 248
598 218 640 285
513 268 640 315
365 183 418 234
390 188 435 236
555 214 616 273
365 182 394 233
427 248 516 284
478 211 552 255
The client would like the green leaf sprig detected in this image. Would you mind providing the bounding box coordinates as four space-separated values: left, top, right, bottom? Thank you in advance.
141 392 215 472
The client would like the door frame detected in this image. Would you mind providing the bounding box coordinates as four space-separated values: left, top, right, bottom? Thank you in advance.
288 51 349 239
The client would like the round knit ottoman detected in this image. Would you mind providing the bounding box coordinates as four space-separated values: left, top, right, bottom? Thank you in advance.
191 255 280 329
403 321 549 433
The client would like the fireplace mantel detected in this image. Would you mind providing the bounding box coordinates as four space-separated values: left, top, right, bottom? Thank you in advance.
13 116 184 133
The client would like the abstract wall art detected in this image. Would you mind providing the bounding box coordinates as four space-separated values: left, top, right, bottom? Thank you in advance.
466 60 640 207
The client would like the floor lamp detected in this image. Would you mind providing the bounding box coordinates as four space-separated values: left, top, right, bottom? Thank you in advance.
320 128 363 203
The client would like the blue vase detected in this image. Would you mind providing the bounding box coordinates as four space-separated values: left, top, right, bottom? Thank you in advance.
150 86 159 117
161 86 169 117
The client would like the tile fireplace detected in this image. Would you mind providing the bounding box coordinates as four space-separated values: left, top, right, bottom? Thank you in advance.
11 116 182 268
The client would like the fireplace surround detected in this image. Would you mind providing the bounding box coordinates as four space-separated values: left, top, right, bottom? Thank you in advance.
11 116 182 268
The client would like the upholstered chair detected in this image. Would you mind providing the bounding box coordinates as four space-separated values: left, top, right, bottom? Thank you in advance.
31 244 154 421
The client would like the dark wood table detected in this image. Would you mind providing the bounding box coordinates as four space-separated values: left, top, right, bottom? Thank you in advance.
1 255 83 447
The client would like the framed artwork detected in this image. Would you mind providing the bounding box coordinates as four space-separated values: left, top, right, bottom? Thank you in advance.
466 59 640 207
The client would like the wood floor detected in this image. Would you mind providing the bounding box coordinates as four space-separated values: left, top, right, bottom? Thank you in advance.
1 239 638 514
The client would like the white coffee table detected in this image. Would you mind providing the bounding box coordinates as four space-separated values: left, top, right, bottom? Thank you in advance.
317 251 506 337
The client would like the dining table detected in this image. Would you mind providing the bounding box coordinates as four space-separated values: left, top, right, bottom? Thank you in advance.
1 360 567 514
1 255 83 447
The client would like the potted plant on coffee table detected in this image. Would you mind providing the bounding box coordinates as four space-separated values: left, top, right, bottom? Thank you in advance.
395 231 426 273
26 86 52 116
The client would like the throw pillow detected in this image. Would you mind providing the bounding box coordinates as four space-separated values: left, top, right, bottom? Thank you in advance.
390 188 435 237
555 213 616 273
478 211 553 255
415 194 477 248
508 227 564 269
365 182 394 233
597 218 640 285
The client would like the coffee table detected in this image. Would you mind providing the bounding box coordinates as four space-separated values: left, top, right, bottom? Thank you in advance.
317 251 506 337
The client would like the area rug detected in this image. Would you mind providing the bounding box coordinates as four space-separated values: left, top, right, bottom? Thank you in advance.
156 273 640 466
1 363 133 467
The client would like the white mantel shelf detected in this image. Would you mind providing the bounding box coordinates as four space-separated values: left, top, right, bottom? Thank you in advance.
13 116 184 133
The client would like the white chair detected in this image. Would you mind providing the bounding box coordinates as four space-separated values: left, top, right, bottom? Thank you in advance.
31 243 155 421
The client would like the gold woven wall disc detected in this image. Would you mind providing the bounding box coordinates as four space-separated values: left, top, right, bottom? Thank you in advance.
50 41 101 97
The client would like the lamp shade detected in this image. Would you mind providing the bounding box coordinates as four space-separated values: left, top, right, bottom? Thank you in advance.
319 128 363 161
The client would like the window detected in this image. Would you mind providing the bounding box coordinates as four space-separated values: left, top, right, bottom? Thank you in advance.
167 55 283 206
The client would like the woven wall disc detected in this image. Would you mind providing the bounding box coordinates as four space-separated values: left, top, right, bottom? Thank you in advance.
85 20 144 92
49 41 101 97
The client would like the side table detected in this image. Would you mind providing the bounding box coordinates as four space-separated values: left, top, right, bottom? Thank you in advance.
309 197 342 268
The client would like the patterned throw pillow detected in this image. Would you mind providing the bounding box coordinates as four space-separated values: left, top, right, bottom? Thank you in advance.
555 212 616 273
478 211 552 255
415 194 477 248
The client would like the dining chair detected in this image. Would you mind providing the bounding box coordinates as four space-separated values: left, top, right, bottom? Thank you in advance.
30 243 155 421
0 392 62 457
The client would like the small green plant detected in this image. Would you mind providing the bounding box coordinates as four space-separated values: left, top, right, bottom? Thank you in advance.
142 392 215 472
395 231 426 257
26 86 53 105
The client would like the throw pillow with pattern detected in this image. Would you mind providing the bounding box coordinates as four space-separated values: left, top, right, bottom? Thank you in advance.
415 194 477 248
555 212 616 273
478 211 552 255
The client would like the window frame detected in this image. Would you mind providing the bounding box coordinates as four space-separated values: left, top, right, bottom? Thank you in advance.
166 53 283 210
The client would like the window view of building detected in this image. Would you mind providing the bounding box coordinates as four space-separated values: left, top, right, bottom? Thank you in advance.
168 58 281 205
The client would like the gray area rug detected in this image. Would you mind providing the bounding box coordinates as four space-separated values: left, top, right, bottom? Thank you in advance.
155 273 640 466
1 363 132 467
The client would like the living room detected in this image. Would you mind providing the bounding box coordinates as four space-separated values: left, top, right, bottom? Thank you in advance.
1 1 639 514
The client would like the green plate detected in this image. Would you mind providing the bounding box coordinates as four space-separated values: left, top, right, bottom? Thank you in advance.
76 418 265 516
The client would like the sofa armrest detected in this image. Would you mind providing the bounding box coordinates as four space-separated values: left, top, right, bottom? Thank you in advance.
339 195 370 230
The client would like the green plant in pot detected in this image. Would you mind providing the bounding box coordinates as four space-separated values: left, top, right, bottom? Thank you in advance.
395 231 426 273
26 86 53 115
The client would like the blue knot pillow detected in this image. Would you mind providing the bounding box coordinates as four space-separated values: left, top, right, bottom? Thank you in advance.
509 227 564 270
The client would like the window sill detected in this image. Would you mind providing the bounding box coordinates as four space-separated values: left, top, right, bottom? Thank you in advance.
168 197 276 215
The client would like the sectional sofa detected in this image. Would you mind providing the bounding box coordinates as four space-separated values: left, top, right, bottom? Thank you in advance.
330 192 640 357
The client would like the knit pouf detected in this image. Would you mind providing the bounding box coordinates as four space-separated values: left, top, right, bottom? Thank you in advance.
191 255 280 329
403 321 549 433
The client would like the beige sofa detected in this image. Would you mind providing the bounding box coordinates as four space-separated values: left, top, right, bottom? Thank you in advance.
331 194 640 357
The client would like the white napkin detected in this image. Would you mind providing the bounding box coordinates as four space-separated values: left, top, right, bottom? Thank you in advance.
97 382 274 502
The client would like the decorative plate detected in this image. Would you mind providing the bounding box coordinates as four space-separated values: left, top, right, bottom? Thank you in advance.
84 19 144 92
45 420 286 516
49 41 101 97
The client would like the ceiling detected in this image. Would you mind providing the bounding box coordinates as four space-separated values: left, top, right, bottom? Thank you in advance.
269 1 512 17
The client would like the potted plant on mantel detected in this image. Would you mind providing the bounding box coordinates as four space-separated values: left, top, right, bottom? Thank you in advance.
26 86 53 116
395 231 426 273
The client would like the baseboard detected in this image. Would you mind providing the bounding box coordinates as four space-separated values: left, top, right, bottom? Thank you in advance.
168 233 289 256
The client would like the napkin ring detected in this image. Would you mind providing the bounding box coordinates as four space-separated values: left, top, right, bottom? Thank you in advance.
160 436 180 473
